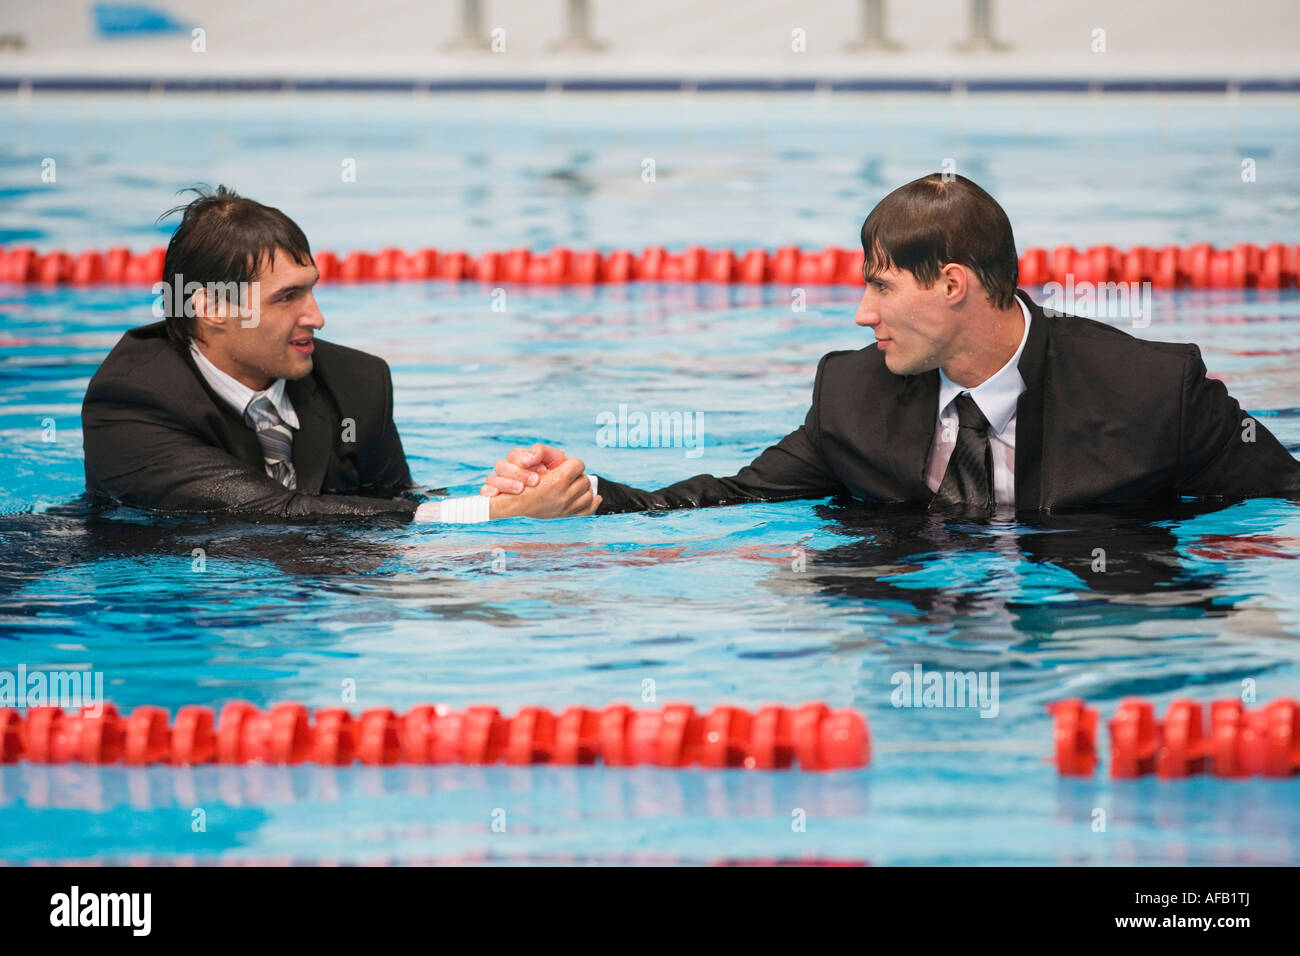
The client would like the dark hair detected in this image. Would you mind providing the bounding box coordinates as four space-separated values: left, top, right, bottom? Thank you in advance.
860 173 1018 309
157 185 314 348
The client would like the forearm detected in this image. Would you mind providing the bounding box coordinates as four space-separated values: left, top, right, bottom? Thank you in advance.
84 426 419 519
595 472 809 513
96 461 420 518
596 450 845 516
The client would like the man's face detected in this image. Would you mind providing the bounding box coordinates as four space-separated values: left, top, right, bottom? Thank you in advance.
201 249 323 389
854 264 958 376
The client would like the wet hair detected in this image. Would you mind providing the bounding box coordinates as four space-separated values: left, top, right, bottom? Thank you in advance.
157 185 314 348
860 173 1018 309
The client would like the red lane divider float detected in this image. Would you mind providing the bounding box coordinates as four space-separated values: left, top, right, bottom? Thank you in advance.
1048 697 1300 779
1 243 1297 288
0 701 870 771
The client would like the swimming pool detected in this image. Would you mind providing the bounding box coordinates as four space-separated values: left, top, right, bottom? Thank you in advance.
2 93 1299 864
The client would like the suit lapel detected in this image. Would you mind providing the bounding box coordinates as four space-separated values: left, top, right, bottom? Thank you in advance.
285 374 332 495
179 344 265 468
1013 290 1049 511
883 368 940 498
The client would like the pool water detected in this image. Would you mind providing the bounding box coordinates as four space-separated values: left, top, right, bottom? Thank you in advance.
1 93 1299 864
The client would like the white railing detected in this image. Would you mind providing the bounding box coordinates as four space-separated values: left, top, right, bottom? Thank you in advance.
444 0 492 51
446 0 605 53
445 1 1009 55
952 0 1012 53
844 0 903 52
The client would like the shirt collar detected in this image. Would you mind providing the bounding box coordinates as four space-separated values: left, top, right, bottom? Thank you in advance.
188 341 299 429
937 295 1032 436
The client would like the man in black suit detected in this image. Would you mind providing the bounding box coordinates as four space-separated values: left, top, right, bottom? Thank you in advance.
485 173 1300 514
82 187 599 521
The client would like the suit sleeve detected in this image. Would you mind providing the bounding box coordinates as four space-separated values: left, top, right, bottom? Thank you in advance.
595 354 847 513
355 358 416 495
1176 345 1300 498
83 374 419 518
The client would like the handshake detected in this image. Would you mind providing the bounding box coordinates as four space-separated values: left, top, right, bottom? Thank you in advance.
480 444 601 519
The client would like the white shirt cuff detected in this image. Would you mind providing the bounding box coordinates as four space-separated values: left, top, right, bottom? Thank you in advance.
414 495 492 523
413 475 597 523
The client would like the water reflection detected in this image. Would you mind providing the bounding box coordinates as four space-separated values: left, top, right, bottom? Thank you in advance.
805 499 1244 623
0 763 872 817
4 760 1296 865
4 495 1299 640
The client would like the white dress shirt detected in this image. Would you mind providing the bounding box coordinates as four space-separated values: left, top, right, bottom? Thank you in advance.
189 341 488 522
923 297 1032 509
190 341 299 432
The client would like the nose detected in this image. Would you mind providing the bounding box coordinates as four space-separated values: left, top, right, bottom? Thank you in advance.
855 290 880 328
301 292 325 331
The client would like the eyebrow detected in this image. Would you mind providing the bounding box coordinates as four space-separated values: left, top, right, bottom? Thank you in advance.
266 270 320 302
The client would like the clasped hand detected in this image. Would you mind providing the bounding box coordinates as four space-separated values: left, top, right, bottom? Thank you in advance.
481 444 599 519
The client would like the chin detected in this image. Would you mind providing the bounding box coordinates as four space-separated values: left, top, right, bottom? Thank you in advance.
883 350 931 377
284 359 313 381
882 351 909 375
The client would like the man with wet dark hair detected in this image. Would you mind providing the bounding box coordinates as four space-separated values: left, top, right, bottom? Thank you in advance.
83 186 599 521
489 173 1300 514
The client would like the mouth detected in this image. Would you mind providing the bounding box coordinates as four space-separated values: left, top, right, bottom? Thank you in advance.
290 336 314 355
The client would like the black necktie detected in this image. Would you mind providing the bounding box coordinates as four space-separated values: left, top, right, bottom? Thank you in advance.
930 392 994 515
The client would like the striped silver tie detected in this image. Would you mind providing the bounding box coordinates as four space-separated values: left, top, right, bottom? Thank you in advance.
244 395 298 489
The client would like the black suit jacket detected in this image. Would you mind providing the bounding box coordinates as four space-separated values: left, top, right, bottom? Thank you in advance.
597 290 1300 513
82 322 420 517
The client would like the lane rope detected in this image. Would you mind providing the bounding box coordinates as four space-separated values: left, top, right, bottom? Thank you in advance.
7 695 1297 777
1050 697 1300 779
0 700 869 771
1 243 1297 288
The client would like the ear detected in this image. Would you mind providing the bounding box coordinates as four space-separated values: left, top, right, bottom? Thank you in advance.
189 285 222 339
939 262 970 306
